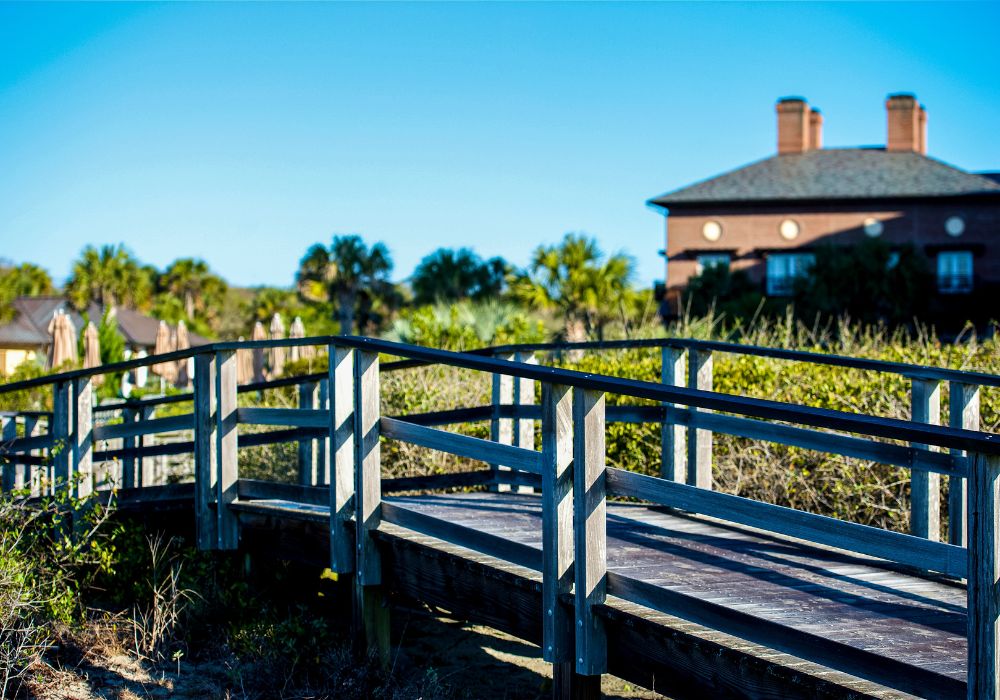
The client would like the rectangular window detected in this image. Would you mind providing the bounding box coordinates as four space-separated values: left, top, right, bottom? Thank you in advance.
696 253 731 275
766 253 815 296
937 251 973 294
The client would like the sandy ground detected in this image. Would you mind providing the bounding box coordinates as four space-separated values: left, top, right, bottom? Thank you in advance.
23 606 665 699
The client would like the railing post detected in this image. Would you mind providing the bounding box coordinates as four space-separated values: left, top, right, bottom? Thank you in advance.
661 345 686 482
329 346 355 574
967 451 1000 700
52 382 72 494
911 379 941 541
25 416 39 496
354 350 389 662
298 380 319 486
1 415 15 493
687 348 713 489
194 354 218 550
513 351 537 493
121 407 138 489
139 404 156 487
541 384 573 669
317 378 330 485
490 352 515 492
215 350 239 550
573 388 607 689
71 378 93 499
950 381 980 547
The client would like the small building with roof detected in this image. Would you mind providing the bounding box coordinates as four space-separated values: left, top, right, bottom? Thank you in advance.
648 93 1000 324
0 296 209 376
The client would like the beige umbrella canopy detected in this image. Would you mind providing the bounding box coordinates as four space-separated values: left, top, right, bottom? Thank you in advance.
152 320 177 384
236 336 254 385
174 320 191 388
48 310 79 369
251 321 267 383
269 313 286 379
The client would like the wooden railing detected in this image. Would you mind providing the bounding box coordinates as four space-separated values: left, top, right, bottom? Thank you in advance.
1 335 999 698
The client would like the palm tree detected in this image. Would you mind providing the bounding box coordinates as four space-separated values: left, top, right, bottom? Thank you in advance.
0 261 55 322
410 248 508 305
296 235 394 334
160 258 228 321
66 245 152 311
511 233 635 342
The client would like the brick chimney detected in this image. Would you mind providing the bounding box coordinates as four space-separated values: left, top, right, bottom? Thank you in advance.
809 109 823 150
777 97 811 154
886 93 927 154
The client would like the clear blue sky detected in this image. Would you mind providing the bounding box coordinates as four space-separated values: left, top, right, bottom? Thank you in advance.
1 2 999 289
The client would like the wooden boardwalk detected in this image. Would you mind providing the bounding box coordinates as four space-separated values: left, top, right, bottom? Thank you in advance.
3 335 1000 699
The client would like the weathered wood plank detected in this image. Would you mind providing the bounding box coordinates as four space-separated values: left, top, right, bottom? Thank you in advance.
950 381 980 547
605 571 965 700
236 407 329 429
329 345 355 574
92 413 194 441
380 501 541 571
661 347 686 482
666 405 966 478
515 352 538 494
121 407 138 489
1 416 16 492
911 379 942 541
605 466 967 578
574 388 607 677
380 416 542 474
390 405 493 427
542 383 574 664
967 451 1000 700
687 349 713 489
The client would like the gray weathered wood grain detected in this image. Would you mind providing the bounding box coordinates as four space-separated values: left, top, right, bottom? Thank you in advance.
542 383 574 664
967 451 999 700
911 379 942 541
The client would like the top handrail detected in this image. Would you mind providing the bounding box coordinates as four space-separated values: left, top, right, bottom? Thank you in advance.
1 334 999 454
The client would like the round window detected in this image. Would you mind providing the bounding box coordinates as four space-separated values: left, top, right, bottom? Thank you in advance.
945 216 965 237
863 217 883 237
702 220 722 242
779 219 800 241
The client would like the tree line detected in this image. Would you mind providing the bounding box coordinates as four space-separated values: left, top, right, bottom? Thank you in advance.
0 233 651 345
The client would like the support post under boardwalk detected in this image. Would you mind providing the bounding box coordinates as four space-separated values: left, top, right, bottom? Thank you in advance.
687 349 713 489
329 346 355 575
950 381 980 547
71 378 93 499
660 346 686 482
542 383 573 666
573 388 607 685
910 379 941 541
354 350 388 663
967 452 1000 700
194 354 218 550
490 352 515 492
215 350 239 550
298 380 319 486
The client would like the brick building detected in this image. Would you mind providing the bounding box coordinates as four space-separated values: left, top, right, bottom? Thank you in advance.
648 94 1000 325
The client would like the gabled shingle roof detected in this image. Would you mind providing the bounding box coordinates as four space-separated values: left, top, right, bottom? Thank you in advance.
649 148 1000 207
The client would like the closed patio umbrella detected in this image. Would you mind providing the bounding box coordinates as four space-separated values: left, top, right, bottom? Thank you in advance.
48 310 78 369
269 313 286 378
174 320 191 388
83 321 103 385
288 316 313 362
236 336 254 385
251 322 267 383
152 320 177 384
